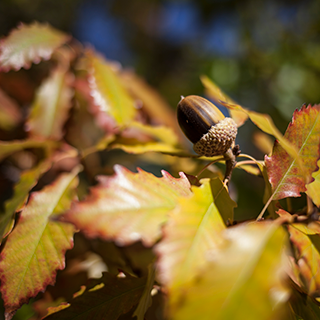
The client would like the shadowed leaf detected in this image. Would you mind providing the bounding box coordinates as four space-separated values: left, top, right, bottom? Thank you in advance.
43 272 146 320
170 221 289 320
0 22 70 71
86 51 136 125
155 179 226 304
26 67 74 140
0 161 51 241
283 210 320 294
0 167 80 320
0 88 22 130
265 104 320 200
64 165 192 246
0 139 57 162
133 263 155 320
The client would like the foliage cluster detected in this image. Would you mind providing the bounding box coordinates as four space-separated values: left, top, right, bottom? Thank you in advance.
0 22 320 320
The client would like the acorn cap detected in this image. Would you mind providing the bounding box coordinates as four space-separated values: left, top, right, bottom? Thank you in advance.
193 117 237 157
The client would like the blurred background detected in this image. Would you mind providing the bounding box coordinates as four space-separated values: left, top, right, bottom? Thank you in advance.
1 0 320 217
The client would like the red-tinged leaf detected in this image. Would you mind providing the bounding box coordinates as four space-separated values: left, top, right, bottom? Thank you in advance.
86 51 136 125
285 217 320 294
26 67 73 140
201 75 248 127
169 221 289 320
0 167 80 320
0 22 70 72
155 179 226 302
265 104 320 200
64 165 192 246
0 139 57 162
0 88 22 130
43 272 146 320
0 161 51 241
306 159 320 207
0 22 69 71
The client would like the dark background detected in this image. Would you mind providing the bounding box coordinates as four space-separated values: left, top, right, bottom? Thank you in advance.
1 0 319 217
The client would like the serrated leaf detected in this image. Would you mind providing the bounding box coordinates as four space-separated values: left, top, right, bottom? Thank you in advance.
0 88 22 130
306 159 320 207
0 22 70 71
170 221 289 320
64 165 192 246
0 139 57 162
0 167 80 320
0 161 51 241
26 67 73 140
43 272 146 320
133 263 155 320
265 105 320 200
86 51 136 125
155 179 226 302
285 216 320 294
201 75 248 127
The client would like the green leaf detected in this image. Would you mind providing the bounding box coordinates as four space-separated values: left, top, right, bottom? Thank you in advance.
133 263 155 320
64 165 192 246
0 22 70 71
86 50 136 125
169 221 289 320
209 177 237 224
43 272 146 320
0 167 80 320
265 104 320 200
155 179 226 304
0 161 51 241
26 67 73 140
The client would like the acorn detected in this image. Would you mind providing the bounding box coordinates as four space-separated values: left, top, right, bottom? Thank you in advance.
177 95 237 157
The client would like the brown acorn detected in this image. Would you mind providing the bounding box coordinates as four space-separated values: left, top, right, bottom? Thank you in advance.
177 95 237 157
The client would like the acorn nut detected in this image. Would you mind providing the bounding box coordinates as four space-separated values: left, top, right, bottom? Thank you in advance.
177 95 237 157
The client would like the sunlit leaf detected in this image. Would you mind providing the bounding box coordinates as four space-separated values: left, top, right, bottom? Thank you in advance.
120 70 183 138
0 167 80 320
253 131 274 155
285 213 320 294
170 221 289 320
0 139 57 162
0 88 22 130
0 161 51 241
43 272 146 320
306 159 320 207
26 67 74 140
64 165 192 246
265 104 320 200
86 50 136 125
156 179 226 304
110 142 184 155
133 263 155 320
0 22 70 71
201 75 248 127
